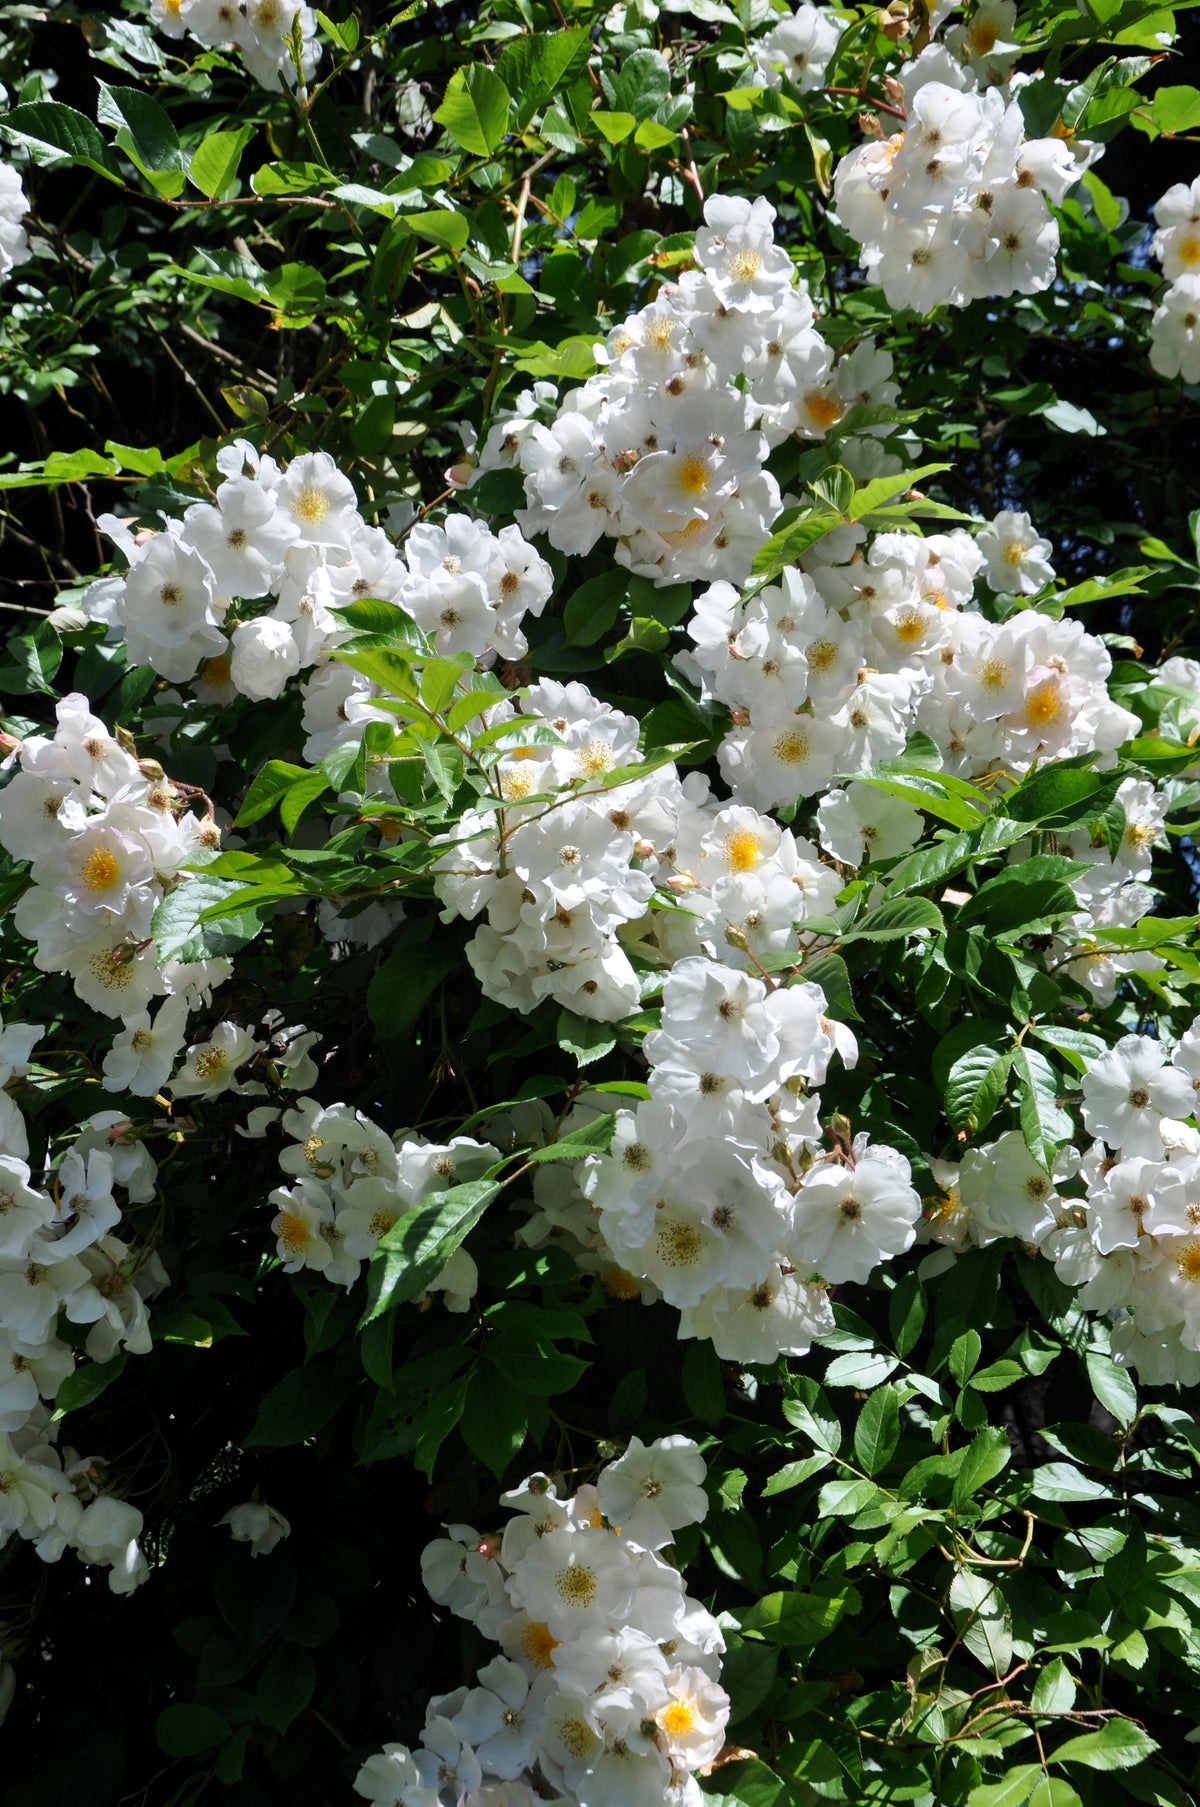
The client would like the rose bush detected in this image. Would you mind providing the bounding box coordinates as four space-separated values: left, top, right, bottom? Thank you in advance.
1 1 1200 1803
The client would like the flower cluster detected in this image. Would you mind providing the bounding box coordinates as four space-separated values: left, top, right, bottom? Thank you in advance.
833 46 1087 311
0 161 30 284
89 442 551 707
479 193 899 586
559 958 920 1360
258 1092 497 1297
0 692 228 1021
430 678 841 1022
0 1017 157 1591
1035 777 1170 1007
926 1018 1200 1385
1149 178 1200 384
680 516 1136 812
356 1437 728 1807
148 0 320 90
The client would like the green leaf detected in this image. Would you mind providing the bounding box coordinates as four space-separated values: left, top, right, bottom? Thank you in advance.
682 1339 725 1425
405 209 470 252
433 64 512 156
263 262 327 316
740 1588 850 1648
1051 1719 1158 1770
952 1427 1012 1512
1013 1046 1072 1170
156 1703 231 1757
460 1357 527 1477
1151 83 1200 134
563 572 626 646
252 159 333 197
189 124 255 197
526 1114 618 1164
853 1386 900 1474
599 47 671 120
53 1353 127 1417
314 8 359 50
96 81 182 195
593 110 637 143
494 28 591 117
236 759 313 827
361 1180 498 1327
825 1350 897 1388
749 505 841 579
1085 1351 1137 1428
799 951 860 1022
1030 1462 1112 1502
153 872 270 962
949 1329 983 1385
840 895 944 943
244 1367 357 1446
1031 1657 1077 1715
367 936 460 1044
0 100 122 181
556 1009 617 1068
1004 767 1113 825
966 1772 1042 1807
1027 1783 1083 1807
848 461 953 520
256 1646 315 1735
783 1377 842 1453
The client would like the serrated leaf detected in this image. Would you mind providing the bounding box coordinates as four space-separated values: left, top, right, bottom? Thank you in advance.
526 1114 618 1164
153 872 270 962
853 1386 900 1474
0 100 122 181
1051 1719 1157 1770
361 1180 498 1327
433 64 511 156
188 124 255 197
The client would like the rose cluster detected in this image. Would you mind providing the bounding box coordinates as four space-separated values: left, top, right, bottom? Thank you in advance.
87 441 552 706
0 161 30 284
924 1016 1200 1385
833 45 1090 311
544 958 921 1362
148 0 320 91
0 1016 158 1592
430 678 841 1023
477 193 900 586
681 514 1138 814
355 1437 728 1807
257 1090 498 1300
1149 177 1200 384
0 692 229 1021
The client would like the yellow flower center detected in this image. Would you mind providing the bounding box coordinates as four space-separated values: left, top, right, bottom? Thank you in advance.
554 1564 598 1606
804 390 844 429
81 847 120 892
660 1700 699 1738
676 454 712 498
728 248 763 282
1022 680 1065 730
723 828 763 872
1175 1242 1200 1284
291 485 330 525
520 1621 560 1668
773 727 810 765
655 1218 705 1268
277 1210 311 1254
577 739 614 778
